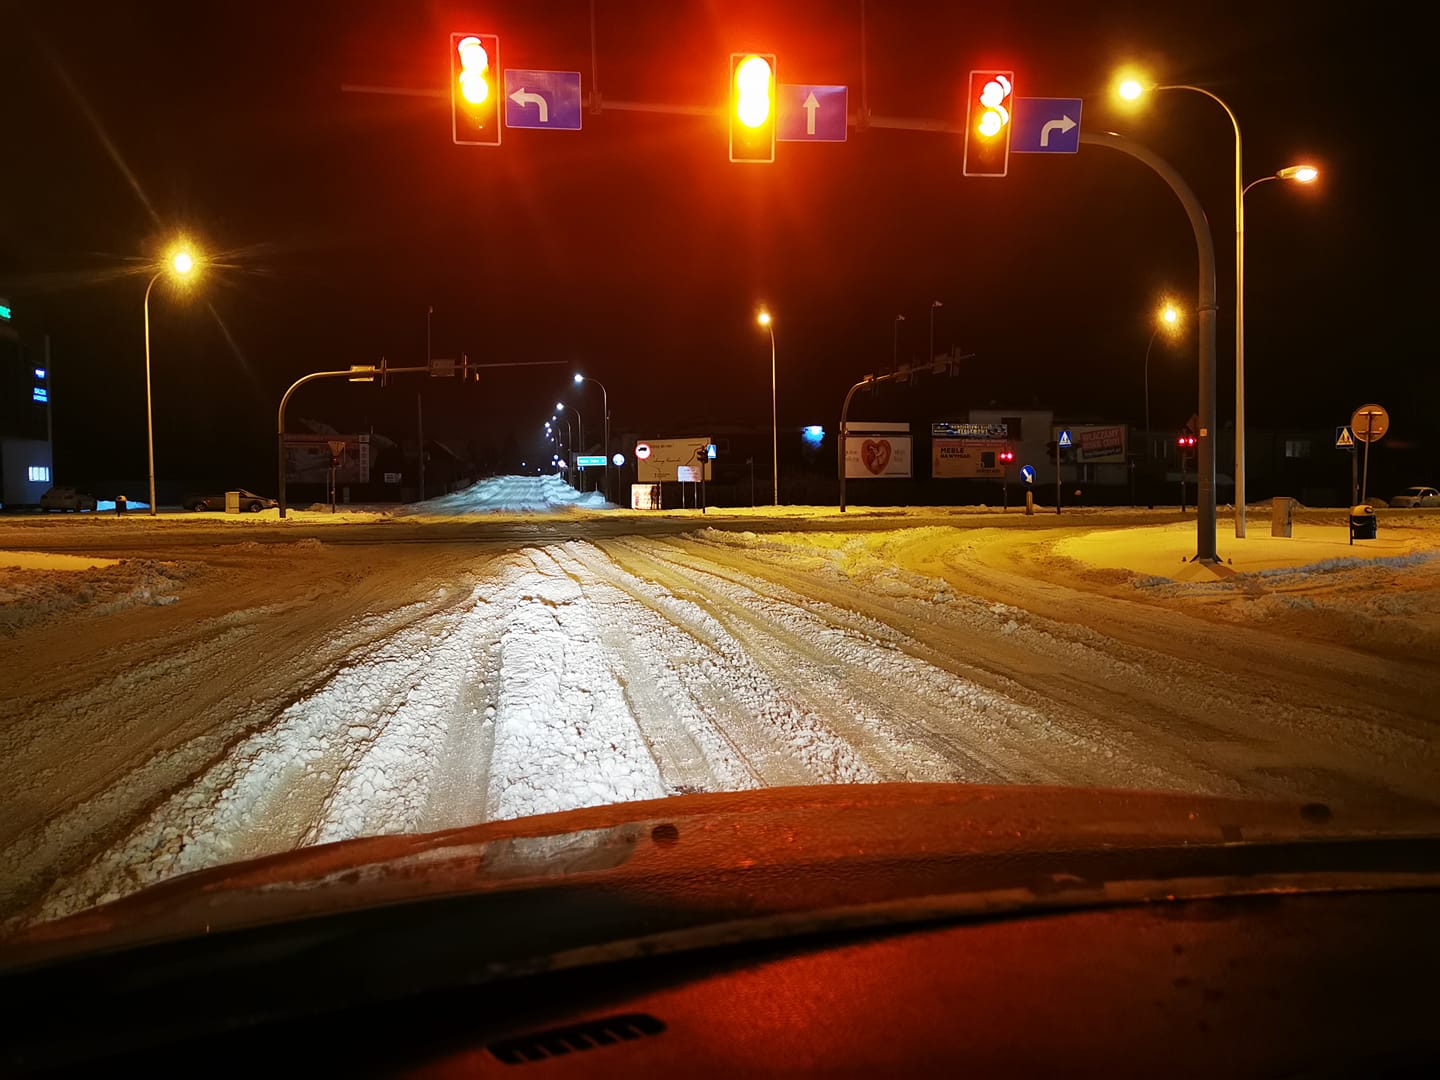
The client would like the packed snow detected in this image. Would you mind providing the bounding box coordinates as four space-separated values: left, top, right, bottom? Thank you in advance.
408 474 614 515
2 513 1437 932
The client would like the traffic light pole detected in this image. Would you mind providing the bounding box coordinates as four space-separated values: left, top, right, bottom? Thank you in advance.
1079 131 1218 563
277 359 566 518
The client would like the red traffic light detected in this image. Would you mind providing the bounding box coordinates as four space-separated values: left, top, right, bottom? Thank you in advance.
730 53 777 163
451 33 501 146
1000 450 1015 462
1176 434 1197 448
963 69 1015 178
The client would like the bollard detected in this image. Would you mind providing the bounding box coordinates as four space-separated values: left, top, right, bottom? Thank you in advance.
1025 491 1035 516
115 494 127 517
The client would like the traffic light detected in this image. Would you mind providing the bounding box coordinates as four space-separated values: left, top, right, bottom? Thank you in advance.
730 53 776 163
452 33 501 146
1000 449 1015 464
1176 431 1198 453
963 69 1015 177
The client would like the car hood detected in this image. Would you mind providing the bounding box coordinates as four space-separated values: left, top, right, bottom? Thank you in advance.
4 783 1439 972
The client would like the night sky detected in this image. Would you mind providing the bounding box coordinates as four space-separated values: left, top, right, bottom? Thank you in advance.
1 0 1433 490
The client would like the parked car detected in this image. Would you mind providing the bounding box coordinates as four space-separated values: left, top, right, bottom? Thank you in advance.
185 490 278 513
1389 486 1440 508
38 486 98 512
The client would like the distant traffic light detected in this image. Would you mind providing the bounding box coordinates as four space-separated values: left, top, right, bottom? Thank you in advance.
1000 449 1015 463
730 52 776 163
1177 432 1198 452
452 33 501 146
963 69 1015 177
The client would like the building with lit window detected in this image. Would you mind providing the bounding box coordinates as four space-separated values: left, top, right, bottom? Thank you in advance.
0 299 54 508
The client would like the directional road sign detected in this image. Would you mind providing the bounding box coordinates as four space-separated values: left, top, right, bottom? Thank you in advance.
1057 429 1073 449
1020 464 1036 484
1011 97 1082 154
778 84 847 142
576 455 607 468
1335 426 1355 450
503 69 583 130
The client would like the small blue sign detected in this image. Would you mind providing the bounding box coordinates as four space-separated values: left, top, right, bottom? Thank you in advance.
1335 426 1356 450
777 84 847 142
1011 97 1082 154
1057 430 1073 448
1020 465 1036 484
503 69 583 131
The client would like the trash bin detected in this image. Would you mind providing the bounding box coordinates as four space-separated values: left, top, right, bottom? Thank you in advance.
115 495 127 516
1270 496 1296 538
1349 503 1377 541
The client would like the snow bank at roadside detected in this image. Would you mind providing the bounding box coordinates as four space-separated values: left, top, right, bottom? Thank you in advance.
407 475 614 515
0 560 194 634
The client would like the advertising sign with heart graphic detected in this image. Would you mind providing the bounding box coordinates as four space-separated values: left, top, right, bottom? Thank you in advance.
844 427 912 478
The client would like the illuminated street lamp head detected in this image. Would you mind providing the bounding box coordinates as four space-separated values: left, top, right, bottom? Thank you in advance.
757 310 772 327
573 373 584 384
171 250 195 276
555 401 564 411
1162 305 1180 326
1279 164 1319 183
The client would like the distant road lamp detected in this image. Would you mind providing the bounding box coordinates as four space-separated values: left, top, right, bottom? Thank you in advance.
556 401 583 489
892 313 905 373
928 300 943 362
1144 302 1183 444
756 310 777 505
573 373 610 501
142 246 199 515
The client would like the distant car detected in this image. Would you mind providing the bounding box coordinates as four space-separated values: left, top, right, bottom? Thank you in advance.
185 490 278 513
39 487 98 512
1390 486 1440 508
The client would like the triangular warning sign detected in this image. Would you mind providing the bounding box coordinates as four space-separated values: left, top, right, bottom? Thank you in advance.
1057 431 1073 448
1335 427 1354 449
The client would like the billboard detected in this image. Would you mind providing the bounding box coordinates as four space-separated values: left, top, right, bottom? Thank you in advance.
635 437 713 482
933 438 1007 478
931 421 1008 478
844 422 911 479
284 433 371 484
1054 424 1127 463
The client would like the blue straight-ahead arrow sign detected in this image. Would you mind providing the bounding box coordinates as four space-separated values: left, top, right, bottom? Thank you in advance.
777 84 847 141
1011 97 1082 153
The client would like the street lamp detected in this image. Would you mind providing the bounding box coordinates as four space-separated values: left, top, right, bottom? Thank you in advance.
142 244 200 515
556 401 583 489
892 313 905 373
1115 76 1316 539
928 300 943 362
1245 163 1320 196
756 309 777 506
573 373 610 502
1144 302 1184 443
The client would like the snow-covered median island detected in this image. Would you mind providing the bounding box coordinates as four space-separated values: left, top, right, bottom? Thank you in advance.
405 475 614 516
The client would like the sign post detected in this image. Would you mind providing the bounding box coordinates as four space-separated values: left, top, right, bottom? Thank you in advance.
1350 403 1389 504
1055 429 1072 516
1336 426 1357 507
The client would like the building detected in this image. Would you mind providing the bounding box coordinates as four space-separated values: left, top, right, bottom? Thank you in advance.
0 299 54 508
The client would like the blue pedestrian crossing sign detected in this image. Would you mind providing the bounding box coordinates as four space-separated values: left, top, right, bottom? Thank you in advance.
1057 430 1073 449
1020 465 1036 484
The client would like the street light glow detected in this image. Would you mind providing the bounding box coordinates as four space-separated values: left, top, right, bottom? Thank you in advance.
573 373 584 384
1162 304 1180 326
1117 77 1145 101
171 250 195 276
757 310 772 327
1279 164 1319 183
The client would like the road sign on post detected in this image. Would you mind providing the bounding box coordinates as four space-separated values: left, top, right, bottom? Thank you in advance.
503 69 583 130
1335 426 1355 449
1011 97 1082 153
777 84 847 141
1350 403 1389 504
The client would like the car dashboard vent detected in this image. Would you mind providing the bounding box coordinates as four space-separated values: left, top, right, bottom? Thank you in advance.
487 1013 666 1065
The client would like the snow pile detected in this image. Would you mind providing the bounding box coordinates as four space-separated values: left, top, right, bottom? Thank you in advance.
0 559 192 634
409 475 614 515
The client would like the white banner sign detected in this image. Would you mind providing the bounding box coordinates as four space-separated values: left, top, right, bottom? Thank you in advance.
635 437 713 482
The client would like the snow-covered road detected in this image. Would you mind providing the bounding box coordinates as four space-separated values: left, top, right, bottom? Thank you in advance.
2 522 1437 931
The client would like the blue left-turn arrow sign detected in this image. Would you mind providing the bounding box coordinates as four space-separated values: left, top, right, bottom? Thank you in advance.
503 69 583 130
